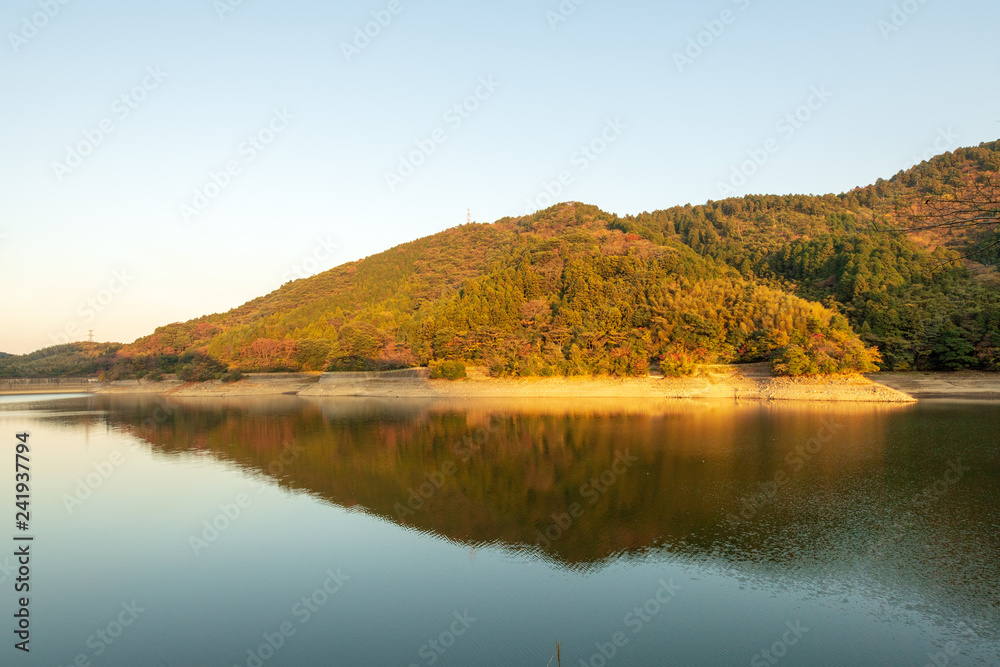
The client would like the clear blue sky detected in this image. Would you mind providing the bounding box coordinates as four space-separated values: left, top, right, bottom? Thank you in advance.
2 0 998 354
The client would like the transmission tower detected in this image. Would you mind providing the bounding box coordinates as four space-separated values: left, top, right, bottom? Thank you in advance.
88 330 94 343
467 208 471 225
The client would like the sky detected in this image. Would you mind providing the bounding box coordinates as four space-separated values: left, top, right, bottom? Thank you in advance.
1 0 998 354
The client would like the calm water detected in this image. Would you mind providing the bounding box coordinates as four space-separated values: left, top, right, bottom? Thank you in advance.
0 394 998 666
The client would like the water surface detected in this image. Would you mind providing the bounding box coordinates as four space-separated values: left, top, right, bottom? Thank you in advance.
0 394 997 666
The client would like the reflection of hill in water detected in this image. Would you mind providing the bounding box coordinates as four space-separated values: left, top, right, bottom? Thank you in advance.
99 395 1000 634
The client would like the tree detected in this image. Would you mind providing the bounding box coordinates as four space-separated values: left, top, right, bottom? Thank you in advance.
904 171 1000 264
338 322 385 359
295 339 332 371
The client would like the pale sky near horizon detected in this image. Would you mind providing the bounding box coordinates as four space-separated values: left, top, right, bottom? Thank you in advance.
1 0 998 354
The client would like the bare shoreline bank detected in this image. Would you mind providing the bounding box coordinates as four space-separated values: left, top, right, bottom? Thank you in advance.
77 365 918 403
866 371 1000 400
8 367 1000 403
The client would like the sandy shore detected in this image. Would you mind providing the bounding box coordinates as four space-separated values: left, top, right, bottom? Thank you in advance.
91 373 321 397
78 365 922 403
12 366 1000 402
867 371 1000 400
297 365 913 402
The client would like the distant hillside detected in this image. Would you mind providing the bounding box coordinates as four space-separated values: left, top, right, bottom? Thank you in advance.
5 140 998 380
0 343 120 378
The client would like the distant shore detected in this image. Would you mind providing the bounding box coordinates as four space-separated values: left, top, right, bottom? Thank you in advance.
7 366 1000 403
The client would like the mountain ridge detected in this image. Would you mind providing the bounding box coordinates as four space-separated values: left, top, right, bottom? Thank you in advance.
2 140 997 379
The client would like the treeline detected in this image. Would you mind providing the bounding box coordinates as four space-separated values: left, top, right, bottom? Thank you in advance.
0 342 240 382
0 343 121 378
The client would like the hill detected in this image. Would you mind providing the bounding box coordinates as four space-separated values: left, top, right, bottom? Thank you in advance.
610 140 1000 370
114 203 883 378
0 343 121 378
3 140 998 380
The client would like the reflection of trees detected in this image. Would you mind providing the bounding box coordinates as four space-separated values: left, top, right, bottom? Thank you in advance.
93 396 1000 636
99 396 929 567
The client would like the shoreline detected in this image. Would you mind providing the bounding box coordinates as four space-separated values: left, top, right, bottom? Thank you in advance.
865 371 1000 401
6 366 1000 403
91 365 918 403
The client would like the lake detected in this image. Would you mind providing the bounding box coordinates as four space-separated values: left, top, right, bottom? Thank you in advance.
1 394 997 666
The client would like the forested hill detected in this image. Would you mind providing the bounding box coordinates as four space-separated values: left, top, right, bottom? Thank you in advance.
4 140 998 380
115 203 882 379
610 140 1000 371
